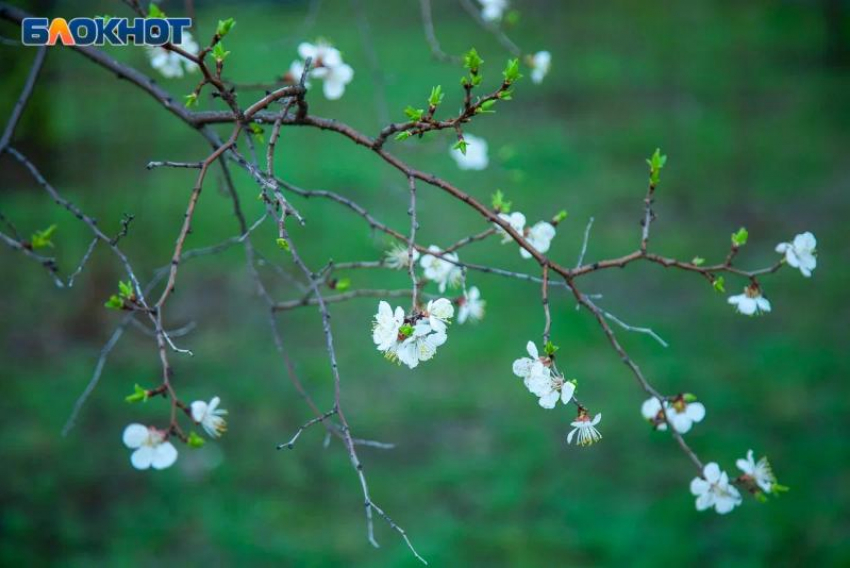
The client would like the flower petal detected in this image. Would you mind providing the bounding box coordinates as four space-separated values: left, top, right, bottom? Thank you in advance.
151 442 178 469
122 423 149 449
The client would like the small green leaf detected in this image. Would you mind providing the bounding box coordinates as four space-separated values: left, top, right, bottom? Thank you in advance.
395 131 411 141
187 431 206 448
544 341 559 356
118 280 134 299
773 483 790 493
471 74 483 86
428 85 444 107
148 2 165 18
682 393 698 403
275 238 290 251
216 17 236 38
498 89 513 100
477 99 497 114
249 123 264 144
453 139 468 155
184 93 198 108
553 210 568 224
212 42 230 62
104 295 124 310
731 227 749 247
399 324 414 337
692 256 705 266
647 148 667 185
712 276 725 293
463 48 483 73
125 384 148 403
404 106 424 121
754 492 768 503
502 58 522 83
335 277 351 292
491 190 512 213
30 224 57 249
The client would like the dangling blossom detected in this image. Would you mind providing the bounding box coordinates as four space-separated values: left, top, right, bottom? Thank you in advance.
450 134 489 170
372 300 405 352
736 450 777 494
642 395 705 434
122 423 178 470
420 245 462 293
384 243 420 270
289 40 354 100
425 298 454 333
529 51 551 84
775 231 817 277
728 284 771 316
690 462 742 514
567 411 602 446
457 286 485 324
512 341 575 408
190 396 228 438
395 321 448 369
478 0 508 22
146 32 199 78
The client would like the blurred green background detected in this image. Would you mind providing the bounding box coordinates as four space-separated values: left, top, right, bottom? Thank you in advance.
1 0 849 565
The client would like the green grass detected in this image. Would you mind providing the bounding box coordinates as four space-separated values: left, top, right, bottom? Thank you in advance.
1 0 849 565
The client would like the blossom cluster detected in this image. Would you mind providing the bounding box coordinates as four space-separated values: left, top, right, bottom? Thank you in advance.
690 451 780 514
496 211 556 259
289 41 354 100
122 396 227 471
372 299 454 369
641 395 706 434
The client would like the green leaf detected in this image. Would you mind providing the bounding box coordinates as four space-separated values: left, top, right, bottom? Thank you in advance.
184 93 198 108
275 238 290 251
498 89 513 100
712 276 725 293
399 324 414 337
148 2 165 18
544 341 559 356
682 393 698 402
249 123 264 144
471 74 484 86
453 139 468 155
754 492 768 503
216 17 236 38
502 58 522 83
125 384 148 403
477 99 497 114
646 148 667 185
118 280 134 299
692 256 705 266
463 48 483 73
404 106 424 121
491 190 512 213
187 431 206 448
395 131 411 141
731 227 749 247
30 224 57 250
553 209 568 224
212 42 230 62
335 277 351 292
773 483 790 493
428 85 444 107
104 295 123 310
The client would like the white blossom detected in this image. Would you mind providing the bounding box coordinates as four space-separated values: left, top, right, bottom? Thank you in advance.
384 244 420 270
457 286 485 324
775 231 817 277
450 134 489 170
520 221 556 259
567 412 602 446
496 211 526 243
425 298 454 333
736 449 776 493
290 41 354 100
122 423 178 470
479 0 508 22
529 51 551 84
395 321 447 369
146 32 198 78
420 245 462 293
690 462 742 514
190 396 228 438
643 396 706 434
512 341 575 408
728 285 771 316
372 300 405 352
